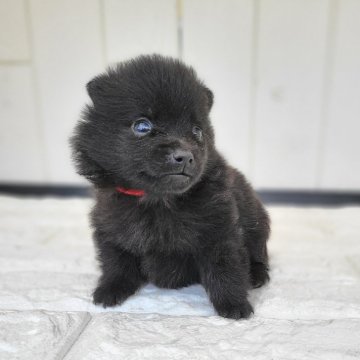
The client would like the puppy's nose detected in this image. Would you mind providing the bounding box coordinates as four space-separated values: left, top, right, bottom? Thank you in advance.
169 149 194 166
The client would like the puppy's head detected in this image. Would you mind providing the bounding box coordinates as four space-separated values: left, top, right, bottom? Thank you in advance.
71 55 215 196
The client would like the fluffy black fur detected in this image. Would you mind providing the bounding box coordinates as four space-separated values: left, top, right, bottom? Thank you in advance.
71 54 270 319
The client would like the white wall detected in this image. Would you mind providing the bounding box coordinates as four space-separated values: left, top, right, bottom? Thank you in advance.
0 0 359 190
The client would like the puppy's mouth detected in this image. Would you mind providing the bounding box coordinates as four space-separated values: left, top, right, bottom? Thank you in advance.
159 171 193 193
138 169 196 194
139 170 193 183
161 172 191 179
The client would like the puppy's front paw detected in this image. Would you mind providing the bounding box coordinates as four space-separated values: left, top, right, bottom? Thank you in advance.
93 282 134 308
215 300 254 320
250 262 270 289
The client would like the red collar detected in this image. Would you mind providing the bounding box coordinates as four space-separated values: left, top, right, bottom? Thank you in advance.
115 186 145 197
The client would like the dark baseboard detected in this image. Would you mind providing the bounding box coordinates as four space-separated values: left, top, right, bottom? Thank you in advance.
0 184 91 197
0 184 360 206
257 190 360 206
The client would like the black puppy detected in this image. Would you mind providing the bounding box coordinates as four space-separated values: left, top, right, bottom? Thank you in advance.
71 54 270 319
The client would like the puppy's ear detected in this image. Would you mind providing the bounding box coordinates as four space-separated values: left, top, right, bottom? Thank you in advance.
86 74 110 106
203 86 214 111
73 149 109 185
70 132 112 186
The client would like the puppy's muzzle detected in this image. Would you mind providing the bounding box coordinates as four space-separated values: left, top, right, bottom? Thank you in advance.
166 149 195 175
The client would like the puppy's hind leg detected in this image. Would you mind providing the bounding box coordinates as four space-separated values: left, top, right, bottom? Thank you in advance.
243 200 270 289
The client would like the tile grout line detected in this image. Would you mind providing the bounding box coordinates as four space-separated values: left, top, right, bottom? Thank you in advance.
99 0 108 67
315 0 338 189
248 0 260 182
24 0 51 181
54 312 93 360
176 0 184 59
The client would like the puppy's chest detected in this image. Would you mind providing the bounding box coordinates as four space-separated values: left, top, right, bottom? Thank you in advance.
115 204 201 254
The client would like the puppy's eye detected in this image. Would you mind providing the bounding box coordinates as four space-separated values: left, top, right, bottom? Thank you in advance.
192 126 203 140
132 118 153 136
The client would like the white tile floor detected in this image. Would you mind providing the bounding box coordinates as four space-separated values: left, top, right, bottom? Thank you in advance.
0 195 359 359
